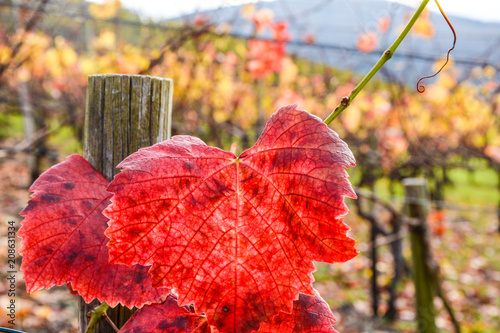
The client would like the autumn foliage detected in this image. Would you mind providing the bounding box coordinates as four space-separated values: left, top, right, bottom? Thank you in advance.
4 1 500 331
19 106 357 332
245 7 291 79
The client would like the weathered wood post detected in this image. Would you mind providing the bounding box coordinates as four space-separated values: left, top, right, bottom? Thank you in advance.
403 178 437 333
80 74 173 332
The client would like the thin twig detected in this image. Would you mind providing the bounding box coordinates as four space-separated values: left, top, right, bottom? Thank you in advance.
356 228 407 252
102 311 119 332
355 192 390 236
433 275 462 333
355 187 400 217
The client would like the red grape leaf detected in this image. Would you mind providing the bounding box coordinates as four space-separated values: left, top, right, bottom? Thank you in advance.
19 154 169 308
119 294 212 333
119 292 335 333
105 105 357 332
256 291 338 333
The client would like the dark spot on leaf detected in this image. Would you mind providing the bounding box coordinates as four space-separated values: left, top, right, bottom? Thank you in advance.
64 181 75 190
183 160 195 172
223 305 230 312
41 193 60 203
84 254 96 263
134 272 144 284
66 252 78 262
21 202 35 213
82 200 94 210
158 317 189 329
44 174 59 182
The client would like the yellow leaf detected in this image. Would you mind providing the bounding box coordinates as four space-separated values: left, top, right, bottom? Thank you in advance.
17 66 31 82
0 46 12 64
213 109 229 123
150 48 162 60
241 3 255 19
432 57 454 72
92 30 116 51
45 48 63 78
341 104 361 131
35 305 52 319
279 57 298 85
54 37 78 67
437 72 456 89
80 57 97 76
483 65 496 78
88 0 121 20
412 9 434 39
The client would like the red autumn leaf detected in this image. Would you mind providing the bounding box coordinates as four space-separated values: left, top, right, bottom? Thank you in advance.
271 21 291 43
257 291 338 333
303 33 315 45
251 8 274 33
246 39 286 79
19 154 168 308
119 294 212 333
120 291 336 333
428 211 447 237
485 145 500 163
377 15 391 34
105 105 357 332
356 31 378 53
246 18 289 80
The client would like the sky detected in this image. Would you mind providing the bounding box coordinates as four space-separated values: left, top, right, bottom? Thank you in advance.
118 0 500 22
390 0 500 22
120 0 261 19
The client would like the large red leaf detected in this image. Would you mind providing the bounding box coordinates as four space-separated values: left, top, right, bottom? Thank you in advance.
19 154 168 307
105 105 357 332
119 292 336 333
119 294 212 333
257 291 338 333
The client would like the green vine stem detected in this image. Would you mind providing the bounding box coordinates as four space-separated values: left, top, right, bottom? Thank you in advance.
85 302 118 333
323 0 431 125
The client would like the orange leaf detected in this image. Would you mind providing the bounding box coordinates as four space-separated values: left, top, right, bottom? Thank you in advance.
378 15 391 33
356 31 378 53
412 9 435 39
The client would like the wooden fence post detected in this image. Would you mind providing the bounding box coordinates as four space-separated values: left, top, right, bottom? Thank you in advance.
403 178 437 333
80 74 173 333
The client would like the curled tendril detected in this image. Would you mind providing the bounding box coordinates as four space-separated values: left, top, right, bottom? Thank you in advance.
416 0 457 93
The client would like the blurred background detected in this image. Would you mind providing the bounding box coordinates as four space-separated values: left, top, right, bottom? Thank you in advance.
0 0 499 332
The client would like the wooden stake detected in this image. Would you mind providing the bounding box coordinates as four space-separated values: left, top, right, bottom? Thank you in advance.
80 74 173 333
403 178 437 333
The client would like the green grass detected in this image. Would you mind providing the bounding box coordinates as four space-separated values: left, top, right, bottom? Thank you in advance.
445 168 499 206
348 166 499 208
0 113 25 140
46 119 83 156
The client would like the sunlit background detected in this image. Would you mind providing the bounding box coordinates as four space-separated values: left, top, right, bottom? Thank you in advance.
0 0 499 332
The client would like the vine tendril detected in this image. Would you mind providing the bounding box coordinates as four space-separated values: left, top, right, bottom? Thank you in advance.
416 0 456 93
